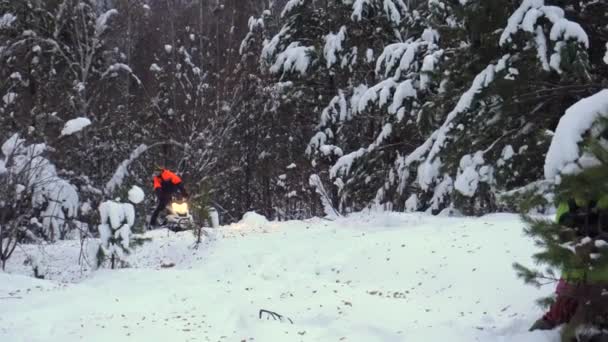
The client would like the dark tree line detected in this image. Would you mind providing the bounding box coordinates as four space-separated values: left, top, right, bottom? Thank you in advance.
1 0 607 243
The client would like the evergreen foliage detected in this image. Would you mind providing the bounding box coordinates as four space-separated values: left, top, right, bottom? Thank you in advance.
515 116 608 340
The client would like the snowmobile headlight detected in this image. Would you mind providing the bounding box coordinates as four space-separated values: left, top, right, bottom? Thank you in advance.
171 202 189 215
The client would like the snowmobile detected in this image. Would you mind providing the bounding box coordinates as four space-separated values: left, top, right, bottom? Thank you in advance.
162 194 194 232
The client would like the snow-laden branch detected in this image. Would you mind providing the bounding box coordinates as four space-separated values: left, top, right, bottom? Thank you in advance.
499 0 588 73
104 141 186 195
397 54 510 192
95 9 118 37
544 89 608 181
351 0 409 24
100 63 142 85
61 117 91 136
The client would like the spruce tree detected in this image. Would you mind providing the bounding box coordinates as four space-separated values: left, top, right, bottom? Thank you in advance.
515 95 608 341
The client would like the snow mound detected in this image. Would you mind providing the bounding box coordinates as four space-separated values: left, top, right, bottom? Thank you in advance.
232 211 269 229
128 185 145 204
544 89 608 181
61 117 91 136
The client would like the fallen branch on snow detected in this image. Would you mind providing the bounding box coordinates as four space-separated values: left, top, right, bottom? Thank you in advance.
259 309 294 324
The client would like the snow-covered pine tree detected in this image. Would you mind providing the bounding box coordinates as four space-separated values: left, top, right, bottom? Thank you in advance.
308 0 444 214
0 134 79 245
97 188 142 269
264 0 422 215
223 11 274 217
229 0 329 219
515 90 608 342
390 0 600 215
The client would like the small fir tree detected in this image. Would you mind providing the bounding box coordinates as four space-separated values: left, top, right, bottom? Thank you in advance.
515 118 608 341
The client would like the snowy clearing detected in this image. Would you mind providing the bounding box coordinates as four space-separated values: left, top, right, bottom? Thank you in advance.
1 213 559 342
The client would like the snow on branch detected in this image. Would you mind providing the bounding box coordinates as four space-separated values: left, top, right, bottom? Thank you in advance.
281 0 305 18
376 42 424 79
324 26 347 69
499 0 588 73
104 141 186 195
95 9 118 37
351 0 409 24
398 55 510 192
269 42 315 76
105 144 149 195
0 13 16 29
544 89 608 181
61 117 91 136
261 27 289 62
101 63 142 85
1 134 79 240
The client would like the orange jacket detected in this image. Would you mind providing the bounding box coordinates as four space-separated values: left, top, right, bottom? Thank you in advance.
153 169 182 190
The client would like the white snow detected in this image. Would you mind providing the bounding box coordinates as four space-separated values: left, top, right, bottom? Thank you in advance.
405 194 418 212
95 9 118 37
1 134 79 240
455 152 486 197
309 174 340 218
388 80 416 114
3 92 17 105
499 1 588 73
422 28 440 44
99 200 135 230
150 63 162 72
0 13 16 29
105 144 149 194
281 0 304 17
376 42 422 79
534 26 551 71
128 185 145 204
231 211 269 229
408 55 510 192
502 145 515 161
357 79 397 113
549 19 589 47
101 63 142 84
98 199 135 262
604 42 608 65
544 89 608 181
330 148 366 178
261 27 289 62
324 26 347 68
351 0 408 24
1 213 558 342
366 48 374 63
164 44 173 53
60 117 92 136
269 42 314 76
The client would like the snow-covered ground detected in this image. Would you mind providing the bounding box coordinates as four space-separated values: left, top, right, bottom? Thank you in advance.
1 212 560 342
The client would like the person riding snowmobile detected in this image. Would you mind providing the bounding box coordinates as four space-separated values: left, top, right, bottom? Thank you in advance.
149 167 188 227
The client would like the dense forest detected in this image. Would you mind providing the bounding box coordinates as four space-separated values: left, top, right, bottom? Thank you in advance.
0 0 607 238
